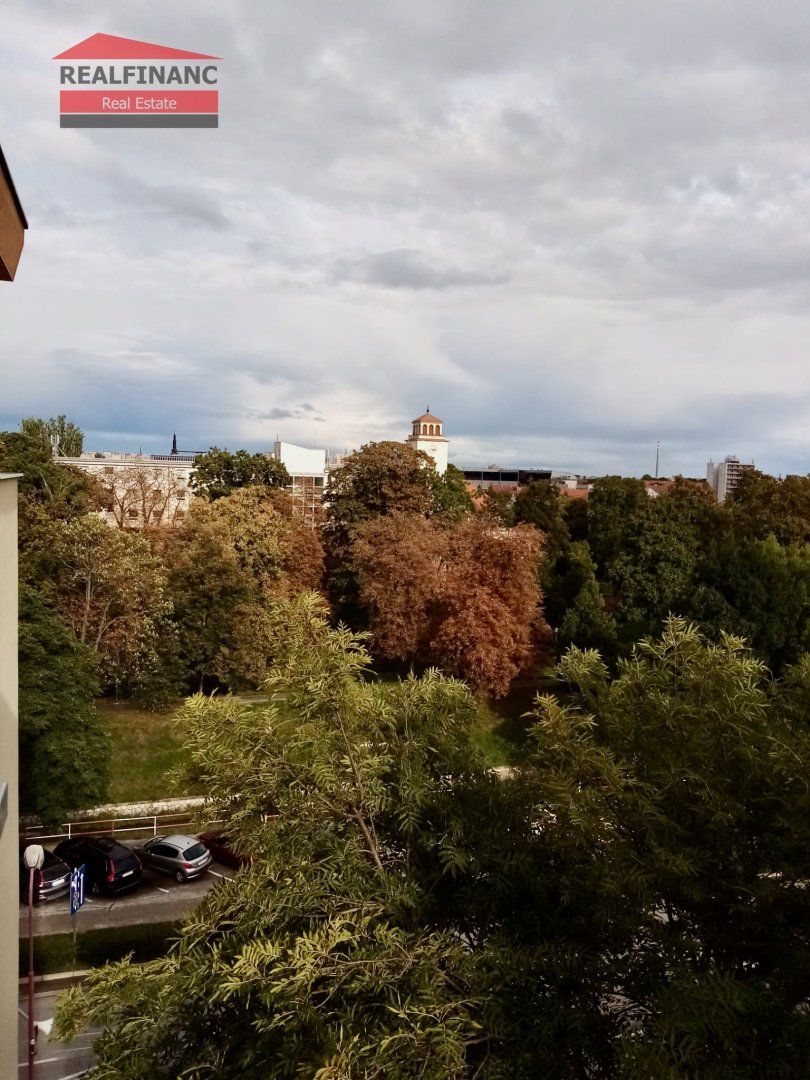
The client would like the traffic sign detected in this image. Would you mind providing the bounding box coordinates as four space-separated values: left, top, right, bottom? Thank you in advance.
70 864 85 916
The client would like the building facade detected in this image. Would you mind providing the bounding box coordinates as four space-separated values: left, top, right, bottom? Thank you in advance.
271 441 327 526
706 456 755 503
64 451 197 527
406 411 449 475
0 475 20 1074
0 143 27 281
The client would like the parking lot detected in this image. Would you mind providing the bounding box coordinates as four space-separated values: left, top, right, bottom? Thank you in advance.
20 837 235 934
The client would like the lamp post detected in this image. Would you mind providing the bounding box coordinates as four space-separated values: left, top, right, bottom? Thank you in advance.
23 844 44 1080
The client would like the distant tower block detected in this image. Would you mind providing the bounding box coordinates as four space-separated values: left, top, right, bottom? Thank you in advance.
406 407 449 475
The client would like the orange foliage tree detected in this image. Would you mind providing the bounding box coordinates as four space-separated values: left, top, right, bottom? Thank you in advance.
351 514 545 696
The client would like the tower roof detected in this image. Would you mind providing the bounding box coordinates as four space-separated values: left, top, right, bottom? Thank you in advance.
412 411 442 424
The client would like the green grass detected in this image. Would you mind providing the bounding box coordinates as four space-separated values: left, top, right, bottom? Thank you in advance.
99 700 189 804
472 700 532 767
20 921 180 977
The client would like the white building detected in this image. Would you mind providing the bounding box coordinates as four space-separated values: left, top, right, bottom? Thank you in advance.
271 441 327 525
63 450 197 527
706 456 755 503
406 410 449 475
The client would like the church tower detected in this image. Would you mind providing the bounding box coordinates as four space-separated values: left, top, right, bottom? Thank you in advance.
406 408 449 475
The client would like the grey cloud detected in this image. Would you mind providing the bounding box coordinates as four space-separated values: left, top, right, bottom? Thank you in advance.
333 250 508 290
5 0 810 478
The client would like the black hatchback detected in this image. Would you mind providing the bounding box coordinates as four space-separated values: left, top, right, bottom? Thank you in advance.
54 836 142 896
19 846 72 903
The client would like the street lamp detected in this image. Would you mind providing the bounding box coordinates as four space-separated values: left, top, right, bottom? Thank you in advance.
23 844 44 1080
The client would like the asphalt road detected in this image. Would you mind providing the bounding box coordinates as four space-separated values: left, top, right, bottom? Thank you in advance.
20 841 235 935
19 989 95 1079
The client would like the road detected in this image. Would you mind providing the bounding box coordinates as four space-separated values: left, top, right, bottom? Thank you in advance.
18 990 95 1079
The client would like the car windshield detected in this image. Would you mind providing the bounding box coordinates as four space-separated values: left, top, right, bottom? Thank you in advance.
183 844 207 861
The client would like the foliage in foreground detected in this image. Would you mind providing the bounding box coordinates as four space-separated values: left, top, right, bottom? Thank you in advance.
54 606 810 1077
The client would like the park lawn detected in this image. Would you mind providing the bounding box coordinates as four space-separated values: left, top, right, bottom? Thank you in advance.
473 699 532 767
98 700 189 804
98 691 529 803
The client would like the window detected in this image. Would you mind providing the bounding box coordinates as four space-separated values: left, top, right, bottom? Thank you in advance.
127 508 138 519
149 844 176 858
103 466 114 474
183 843 207 861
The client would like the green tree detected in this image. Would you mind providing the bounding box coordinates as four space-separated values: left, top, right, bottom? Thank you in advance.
164 487 324 689
526 620 810 1077
56 595 489 1076
20 413 84 456
55 610 810 1076
728 469 810 545
513 480 568 557
190 447 290 501
51 515 178 701
586 475 648 573
548 541 617 653
431 463 475 521
19 584 109 821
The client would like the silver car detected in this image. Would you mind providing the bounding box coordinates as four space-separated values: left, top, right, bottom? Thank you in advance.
138 834 212 882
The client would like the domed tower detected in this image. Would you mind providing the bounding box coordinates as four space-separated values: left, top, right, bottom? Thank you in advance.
405 408 449 475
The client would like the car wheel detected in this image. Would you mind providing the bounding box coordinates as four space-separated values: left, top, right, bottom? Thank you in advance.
174 870 186 883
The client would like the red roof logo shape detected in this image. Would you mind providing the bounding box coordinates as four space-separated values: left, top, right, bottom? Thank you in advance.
53 33 220 61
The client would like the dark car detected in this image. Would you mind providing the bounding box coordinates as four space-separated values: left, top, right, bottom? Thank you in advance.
19 847 71 903
198 830 248 870
54 836 142 896
137 834 212 882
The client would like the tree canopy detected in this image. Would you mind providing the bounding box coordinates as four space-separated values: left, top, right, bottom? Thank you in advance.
352 514 544 695
55 608 810 1076
190 447 290 501
20 413 84 457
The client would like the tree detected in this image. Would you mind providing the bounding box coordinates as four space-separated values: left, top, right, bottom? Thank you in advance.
431 463 475 521
19 584 109 821
352 514 544 696
324 441 439 611
163 487 324 689
586 475 648 573
478 487 514 525
56 595 489 1076
51 515 178 700
547 541 617 653
20 413 84 456
55 609 810 1076
512 480 568 557
728 469 810 545
103 464 189 529
190 447 290 501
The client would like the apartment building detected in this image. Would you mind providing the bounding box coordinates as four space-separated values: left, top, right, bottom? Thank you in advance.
706 456 755 503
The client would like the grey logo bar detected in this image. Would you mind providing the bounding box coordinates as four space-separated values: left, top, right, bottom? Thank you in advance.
60 114 218 128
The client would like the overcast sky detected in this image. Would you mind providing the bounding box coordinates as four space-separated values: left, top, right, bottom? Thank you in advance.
2 1 810 476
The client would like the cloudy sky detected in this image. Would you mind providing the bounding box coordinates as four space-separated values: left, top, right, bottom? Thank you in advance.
2 1 810 476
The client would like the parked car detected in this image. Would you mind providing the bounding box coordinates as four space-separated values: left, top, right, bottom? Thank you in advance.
18 846 71 903
54 836 142 896
197 829 248 870
137 834 212 882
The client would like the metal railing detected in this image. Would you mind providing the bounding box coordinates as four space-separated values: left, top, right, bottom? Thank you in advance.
21 810 205 845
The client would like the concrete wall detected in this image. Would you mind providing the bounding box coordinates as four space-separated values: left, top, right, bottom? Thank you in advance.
274 441 326 477
0 475 19 1074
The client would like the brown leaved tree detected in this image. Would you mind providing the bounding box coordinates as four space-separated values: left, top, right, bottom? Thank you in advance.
352 513 544 696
